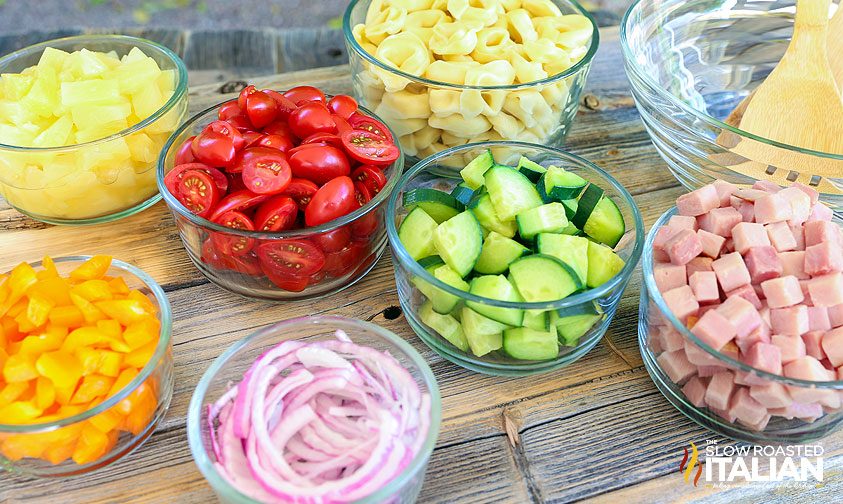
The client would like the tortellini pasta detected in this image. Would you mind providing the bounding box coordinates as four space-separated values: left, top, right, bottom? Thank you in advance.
349 0 594 158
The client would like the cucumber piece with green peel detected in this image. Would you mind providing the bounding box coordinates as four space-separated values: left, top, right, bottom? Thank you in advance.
468 192 518 238
556 313 603 346
398 207 438 260
419 301 469 352
515 202 570 240
522 310 549 331
403 188 465 223
572 184 604 229
508 254 581 302
586 241 626 288
583 196 626 248
466 275 524 327
412 264 469 314
537 233 589 286
417 255 445 269
433 211 483 277
516 156 547 182
483 166 543 221
459 149 495 189
561 199 578 220
538 166 588 202
450 183 475 206
503 327 559 360
474 231 529 274
460 306 505 356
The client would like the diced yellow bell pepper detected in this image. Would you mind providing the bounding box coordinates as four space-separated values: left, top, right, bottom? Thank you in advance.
25 293 55 328
0 401 43 423
108 368 138 398
19 329 63 355
71 423 109 465
106 276 130 295
71 279 113 302
61 326 109 353
48 305 85 327
127 289 156 314
0 347 7 371
43 440 75 465
69 255 112 282
88 407 122 433
69 292 106 324
96 319 122 339
54 382 77 406
35 376 55 409
35 350 83 388
0 381 30 405
8 262 37 304
27 276 72 306
70 374 114 404
6 297 28 319
40 255 59 279
123 316 158 350
94 299 149 326
97 350 122 377
125 340 157 368
3 353 38 382
1 433 47 460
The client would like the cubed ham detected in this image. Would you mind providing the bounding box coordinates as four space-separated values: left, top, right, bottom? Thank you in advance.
668 215 698 231
804 240 843 276
765 222 798 252
734 188 769 202
663 285 699 322
808 306 831 332
682 376 709 408
713 179 738 206
685 339 723 366
686 257 714 276
744 342 782 374
691 309 737 350
711 407 738 423
723 238 735 253
653 263 687 293
772 334 807 363
804 221 841 247
808 202 834 222
689 271 719 304
799 280 813 306
657 349 696 384
772 402 823 422
649 302 667 327
821 327 843 368
734 370 768 387
728 387 769 426
737 201 756 223
659 325 685 352
790 223 806 250
770 305 809 336
717 295 762 338
784 356 831 382
829 304 843 328
779 251 809 279
791 182 819 206
744 246 783 283
807 273 843 307
665 229 703 266
802 330 827 361
712 252 752 292
705 370 736 410
653 226 681 263
696 229 726 259
753 180 782 193
721 340 740 360
698 365 725 377
677 185 720 216
743 413 772 431
761 276 804 308
779 187 812 225
726 284 763 310
736 323 771 354
750 382 792 409
698 207 742 237
754 193 792 224
732 222 772 254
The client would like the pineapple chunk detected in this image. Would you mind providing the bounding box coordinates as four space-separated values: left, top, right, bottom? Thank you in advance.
38 47 70 72
32 115 73 148
60 79 120 107
70 100 131 132
21 68 59 118
70 48 110 77
109 57 161 94
125 133 156 163
131 83 163 119
2 73 34 100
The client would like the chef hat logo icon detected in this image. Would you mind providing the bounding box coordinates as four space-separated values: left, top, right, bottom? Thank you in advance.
679 442 704 487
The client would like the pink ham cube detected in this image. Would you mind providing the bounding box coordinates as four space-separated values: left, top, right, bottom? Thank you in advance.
784 356 831 382
653 226 681 263
736 323 771 354
808 306 831 332
698 207 742 237
705 370 736 410
728 387 768 427
711 407 738 423
665 229 703 266
734 370 768 387
750 382 792 409
717 295 762 338
754 193 792 224
761 276 804 308
804 241 843 276
677 185 720 216
697 229 726 259
713 180 738 206
791 223 806 250
792 182 820 205
744 342 783 374
685 339 724 366
689 271 719 304
804 221 841 247
669 215 698 231
821 327 843 367
686 257 714 276
799 280 813 306
829 304 843 328
770 305 809 335
779 251 809 279
802 331 827 360
659 325 685 352
753 180 782 193
663 285 699 322
698 365 725 377
732 222 771 254
772 334 807 363
766 222 798 252
653 263 687 292
807 273 843 307
692 309 737 350
682 376 709 408
737 201 756 223
657 349 696 384
726 284 763 310
779 187 812 225
712 252 752 292
808 202 834 222
772 402 824 422
744 246 783 284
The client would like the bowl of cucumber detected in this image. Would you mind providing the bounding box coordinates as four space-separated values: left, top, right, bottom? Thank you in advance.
386 141 644 375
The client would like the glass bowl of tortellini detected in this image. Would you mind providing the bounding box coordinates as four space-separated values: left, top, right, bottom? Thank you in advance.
343 0 599 165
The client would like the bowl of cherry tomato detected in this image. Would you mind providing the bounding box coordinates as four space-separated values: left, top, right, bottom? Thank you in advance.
156 85 403 300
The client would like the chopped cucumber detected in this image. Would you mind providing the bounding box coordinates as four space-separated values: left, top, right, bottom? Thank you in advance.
450 183 475 206
516 156 547 182
460 149 495 189
586 241 626 288
483 166 543 221
560 222 581 235
556 313 603 346
522 310 549 331
503 327 559 360
417 255 445 269
399 207 438 260
538 166 588 202
468 192 517 238
466 275 524 326
557 301 602 318
433 211 483 277
515 203 569 240
474 231 529 274
537 233 589 286
412 264 469 314
461 306 504 356
508 255 581 302
561 199 578 220
583 196 626 248
572 184 604 229
403 188 465 224
420 301 469 352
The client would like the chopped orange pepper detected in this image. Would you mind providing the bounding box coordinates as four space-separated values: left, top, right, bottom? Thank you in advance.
36 350 83 388
106 276 130 295
71 280 113 302
3 353 38 382
35 376 55 410
28 276 72 306
48 305 85 327
96 319 122 339
89 408 122 433
123 316 159 350
70 255 112 282
72 423 109 465
19 326 65 355
40 255 59 279
125 341 157 369
25 293 55 328
61 327 109 353
42 441 74 465
69 292 106 324
0 401 43 423
0 381 30 403
94 299 149 326
70 375 114 404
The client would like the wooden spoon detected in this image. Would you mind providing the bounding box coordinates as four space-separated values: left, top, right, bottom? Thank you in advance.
830 3 843 87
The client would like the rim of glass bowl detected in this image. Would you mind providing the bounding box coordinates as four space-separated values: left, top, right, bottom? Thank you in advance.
0 34 188 152
619 0 843 163
0 255 173 432
643 207 843 388
386 140 645 311
187 314 442 504
342 0 600 91
156 99 404 238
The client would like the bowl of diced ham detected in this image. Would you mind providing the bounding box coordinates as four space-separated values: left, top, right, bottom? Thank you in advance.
639 179 843 443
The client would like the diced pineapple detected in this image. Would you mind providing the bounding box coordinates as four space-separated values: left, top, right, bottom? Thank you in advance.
96 51 121 69
131 83 163 119
0 101 38 126
125 133 156 164
38 47 70 72
70 100 131 132
32 116 73 148
156 69 175 95
21 68 59 118
108 58 161 94
0 122 35 146
60 79 121 107
2 73 34 100
70 48 110 77
122 47 149 64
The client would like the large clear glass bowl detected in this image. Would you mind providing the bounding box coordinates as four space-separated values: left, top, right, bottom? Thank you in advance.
621 0 843 213
343 0 599 166
0 35 189 225
0 256 174 477
187 315 441 503
386 141 644 376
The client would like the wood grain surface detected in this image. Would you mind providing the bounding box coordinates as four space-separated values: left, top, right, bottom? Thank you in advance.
1 27 840 504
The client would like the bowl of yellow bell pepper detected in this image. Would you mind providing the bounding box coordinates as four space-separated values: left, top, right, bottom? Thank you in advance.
0 255 173 477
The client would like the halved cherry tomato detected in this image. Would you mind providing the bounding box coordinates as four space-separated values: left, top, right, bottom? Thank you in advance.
218 101 242 121
201 238 227 269
332 115 352 135
305 176 357 227
253 196 298 231
241 151 292 195
349 113 393 142
226 171 247 193
341 130 400 166
351 182 379 239
232 146 285 174
263 267 310 292
257 239 325 277
354 180 372 207
264 90 297 119
302 132 343 148
238 85 257 110
211 211 255 256
251 134 294 153
192 131 236 167
243 131 263 147
175 136 197 165
287 142 325 156
323 242 367 276
327 95 358 120
313 226 352 253
289 145 351 185
165 163 228 195
177 170 220 218
226 114 254 131
283 86 326 105
352 164 388 195
263 121 294 138
245 90 278 129
288 102 336 139
226 253 263 276
282 178 319 210
209 190 268 221
206 120 246 151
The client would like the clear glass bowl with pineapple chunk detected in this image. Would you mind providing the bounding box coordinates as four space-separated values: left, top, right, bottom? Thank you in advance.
0 35 188 224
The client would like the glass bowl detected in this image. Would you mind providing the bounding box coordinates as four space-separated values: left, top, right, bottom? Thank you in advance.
343 0 599 166
187 315 441 503
621 0 843 213
0 35 189 225
386 141 644 376
0 256 174 477
156 99 404 301
639 208 843 443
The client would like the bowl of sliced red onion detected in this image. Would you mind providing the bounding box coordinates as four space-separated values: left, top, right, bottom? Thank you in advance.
187 315 441 503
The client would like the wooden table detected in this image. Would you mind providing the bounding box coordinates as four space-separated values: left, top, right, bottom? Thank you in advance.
1 27 841 504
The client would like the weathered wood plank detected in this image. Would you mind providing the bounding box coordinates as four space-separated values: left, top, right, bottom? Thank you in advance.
182 29 278 74
277 28 348 72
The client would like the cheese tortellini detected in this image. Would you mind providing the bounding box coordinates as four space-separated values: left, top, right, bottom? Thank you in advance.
349 0 594 161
